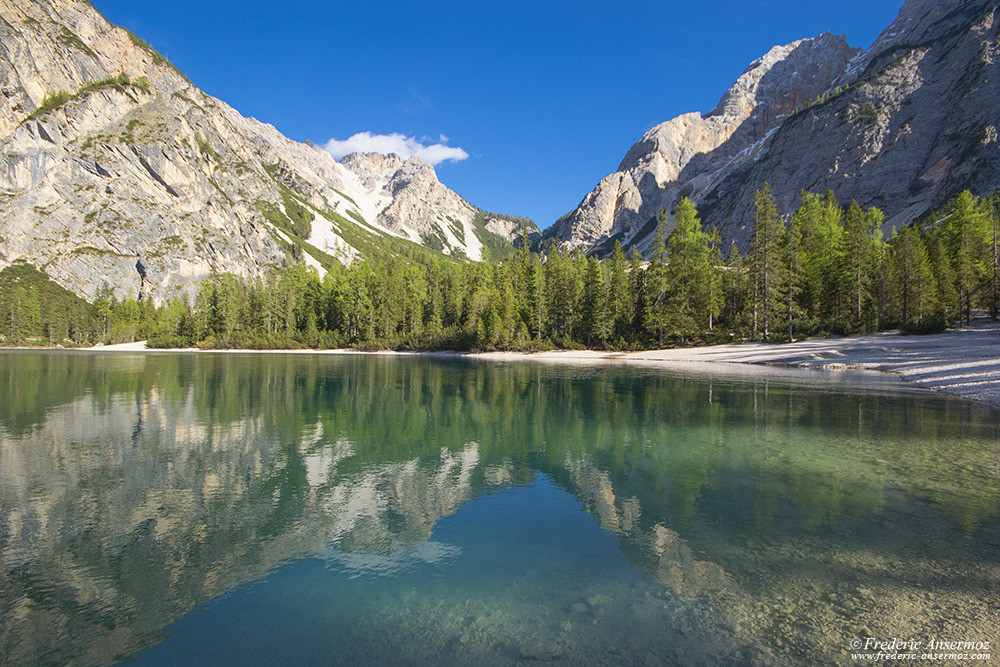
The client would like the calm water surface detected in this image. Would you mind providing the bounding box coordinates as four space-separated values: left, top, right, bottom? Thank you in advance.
0 351 998 665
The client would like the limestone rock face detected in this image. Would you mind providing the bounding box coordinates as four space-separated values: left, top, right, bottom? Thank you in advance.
702 0 1000 243
339 152 485 259
551 0 1000 253
0 0 513 304
547 33 859 253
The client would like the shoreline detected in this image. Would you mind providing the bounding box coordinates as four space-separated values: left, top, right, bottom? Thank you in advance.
7 322 999 409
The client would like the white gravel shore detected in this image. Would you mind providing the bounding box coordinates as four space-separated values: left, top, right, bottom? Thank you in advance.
480 322 1000 409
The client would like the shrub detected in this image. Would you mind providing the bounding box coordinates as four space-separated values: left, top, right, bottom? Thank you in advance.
901 316 947 335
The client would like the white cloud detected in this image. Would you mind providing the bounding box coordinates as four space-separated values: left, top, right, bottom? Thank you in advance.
323 132 469 166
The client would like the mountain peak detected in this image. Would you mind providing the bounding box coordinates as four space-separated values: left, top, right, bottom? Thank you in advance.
0 0 521 304
550 32 859 252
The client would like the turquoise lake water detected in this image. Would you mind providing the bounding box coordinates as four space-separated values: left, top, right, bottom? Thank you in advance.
0 351 998 665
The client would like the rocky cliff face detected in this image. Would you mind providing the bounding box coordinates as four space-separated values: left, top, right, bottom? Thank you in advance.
551 0 1000 253
0 0 517 305
547 32 859 253
340 152 481 258
702 0 1000 242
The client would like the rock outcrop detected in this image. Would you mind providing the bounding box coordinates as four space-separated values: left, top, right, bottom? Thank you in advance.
0 0 522 305
702 0 1000 242
550 0 1000 253
340 152 480 259
547 33 859 253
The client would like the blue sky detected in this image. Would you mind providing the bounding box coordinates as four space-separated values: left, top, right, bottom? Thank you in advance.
92 1 903 229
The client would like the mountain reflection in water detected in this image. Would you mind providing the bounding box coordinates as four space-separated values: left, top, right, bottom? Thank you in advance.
1 351 997 665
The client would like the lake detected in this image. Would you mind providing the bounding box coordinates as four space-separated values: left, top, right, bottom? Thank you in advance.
0 351 997 665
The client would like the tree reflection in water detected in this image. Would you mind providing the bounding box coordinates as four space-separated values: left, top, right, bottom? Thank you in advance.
0 351 997 664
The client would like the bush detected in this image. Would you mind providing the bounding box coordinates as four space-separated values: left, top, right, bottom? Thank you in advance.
901 316 947 335
147 334 191 348
195 335 219 349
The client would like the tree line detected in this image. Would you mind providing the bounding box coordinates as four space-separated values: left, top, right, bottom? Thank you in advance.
2 188 998 350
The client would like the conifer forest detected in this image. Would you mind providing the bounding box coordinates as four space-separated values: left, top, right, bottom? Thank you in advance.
3 188 998 351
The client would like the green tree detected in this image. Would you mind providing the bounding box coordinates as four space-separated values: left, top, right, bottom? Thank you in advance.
837 201 881 330
580 255 610 347
628 246 646 343
644 209 671 347
748 184 786 341
988 200 999 321
607 240 632 345
891 225 937 327
946 190 988 325
545 244 578 341
665 197 713 343
784 207 806 341
929 236 958 323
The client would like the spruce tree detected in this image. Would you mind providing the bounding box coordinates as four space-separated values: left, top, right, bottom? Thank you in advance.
665 197 712 343
988 199 1000 321
891 225 937 327
946 190 988 325
580 255 610 347
749 184 786 341
837 201 880 330
628 246 646 344
929 236 959 323
607 240 631 345
784 207 806 341
644 208 671 347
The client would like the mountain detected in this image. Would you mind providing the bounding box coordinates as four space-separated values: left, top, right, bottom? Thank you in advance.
549 0 1000 253
338 151 537 260
0 0 531 305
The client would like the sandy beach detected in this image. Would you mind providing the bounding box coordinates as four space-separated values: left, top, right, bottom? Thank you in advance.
85 322 1000 409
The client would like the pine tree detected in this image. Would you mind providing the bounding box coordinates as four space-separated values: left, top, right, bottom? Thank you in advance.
607 240 631 345
818 191 846 323
528 257 547 340
720 241 748 334
706 226 724 332
665 197 712 343
946 190 988 325
929 236 959 323
837 201 880 330
784 207 806 341
545 244 577 341
580 256 610 347
891 225 937 327
793 191 824 322
988 199 1000 321
644 208 671 347
748 184 786 341
628 246 646 343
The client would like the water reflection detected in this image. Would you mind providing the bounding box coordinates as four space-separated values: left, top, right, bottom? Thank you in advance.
0 352 998 665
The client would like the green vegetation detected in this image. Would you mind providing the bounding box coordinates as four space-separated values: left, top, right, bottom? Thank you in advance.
853 102 879 124
332 188 359 208
120 117 141 144
195 134 220 161
255 200 293 231
26 91 72 120
280 191 314 236
141 189 998 351
0 262 94 346
56 26 97 60
471 209 536 263
23 74 146 123
4 190 997 352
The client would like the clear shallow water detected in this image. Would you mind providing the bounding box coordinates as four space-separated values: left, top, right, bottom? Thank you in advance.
0 352 998 666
